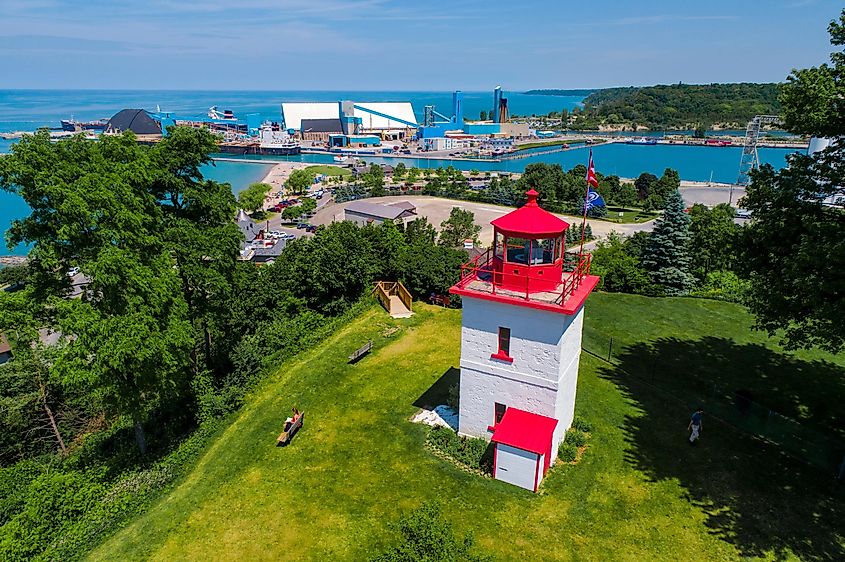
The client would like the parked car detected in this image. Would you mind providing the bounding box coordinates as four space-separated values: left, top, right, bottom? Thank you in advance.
296 223 308 229
305 225 317 233
735 209 752 219
281 233 296 240
67 267 80 277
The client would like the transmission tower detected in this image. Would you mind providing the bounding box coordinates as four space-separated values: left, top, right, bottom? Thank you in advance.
737 115 780 186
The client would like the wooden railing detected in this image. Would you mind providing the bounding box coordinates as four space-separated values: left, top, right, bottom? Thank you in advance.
372 281 413 313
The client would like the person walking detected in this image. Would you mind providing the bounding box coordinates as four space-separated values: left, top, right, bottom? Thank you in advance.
688 407 704 444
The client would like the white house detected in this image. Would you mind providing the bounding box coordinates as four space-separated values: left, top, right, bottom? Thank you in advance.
449 189 600 491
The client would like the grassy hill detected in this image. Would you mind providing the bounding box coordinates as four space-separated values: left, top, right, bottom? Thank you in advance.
86 295 845 561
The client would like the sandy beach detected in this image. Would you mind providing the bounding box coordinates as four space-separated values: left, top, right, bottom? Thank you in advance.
258 162 313 209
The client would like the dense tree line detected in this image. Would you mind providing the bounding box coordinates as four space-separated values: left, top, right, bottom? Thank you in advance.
591 194 744 299
336 161 679 217
0 128 469 560
568 83 781 130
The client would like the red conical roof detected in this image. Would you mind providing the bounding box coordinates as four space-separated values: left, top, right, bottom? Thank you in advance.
491 189 569 237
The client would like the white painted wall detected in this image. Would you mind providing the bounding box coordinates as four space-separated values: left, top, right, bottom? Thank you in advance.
458 296 586 463
495 443 540 491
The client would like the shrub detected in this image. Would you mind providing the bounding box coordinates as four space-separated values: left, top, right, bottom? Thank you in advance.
427 426 491 473
371 502 490 562
565 429 588 448
558 442 578 463
572 417 593 433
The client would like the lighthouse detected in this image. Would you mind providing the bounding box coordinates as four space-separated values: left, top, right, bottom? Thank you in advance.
448 189 599 491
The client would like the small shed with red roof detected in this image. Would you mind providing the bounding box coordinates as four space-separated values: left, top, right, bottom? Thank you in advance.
491 407 558 491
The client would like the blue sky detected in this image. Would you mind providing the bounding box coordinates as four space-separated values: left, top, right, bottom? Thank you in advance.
1 0 842 90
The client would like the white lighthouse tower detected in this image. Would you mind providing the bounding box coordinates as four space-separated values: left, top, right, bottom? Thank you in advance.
449 189 599 492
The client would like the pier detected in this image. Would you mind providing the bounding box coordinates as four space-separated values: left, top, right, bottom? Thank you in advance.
0 256 27 266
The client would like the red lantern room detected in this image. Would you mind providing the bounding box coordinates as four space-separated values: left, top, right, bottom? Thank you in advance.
490 188 568 293
450 189 599 315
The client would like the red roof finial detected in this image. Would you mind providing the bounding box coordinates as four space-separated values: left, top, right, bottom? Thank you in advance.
525 188 539 207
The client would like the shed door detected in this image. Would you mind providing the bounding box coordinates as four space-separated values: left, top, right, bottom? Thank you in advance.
495 443 538 491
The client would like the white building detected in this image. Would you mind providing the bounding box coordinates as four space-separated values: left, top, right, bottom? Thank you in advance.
281 102 417 132
449 189 600 492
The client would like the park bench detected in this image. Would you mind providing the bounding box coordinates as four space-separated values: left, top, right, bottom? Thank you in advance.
276 411 304 446
348 340 373 363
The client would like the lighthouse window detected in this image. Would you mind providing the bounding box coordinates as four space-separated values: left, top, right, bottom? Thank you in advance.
506 237 531 264
498 326 511 356
535 238 559 265
494 402 507 425
494 231 504 258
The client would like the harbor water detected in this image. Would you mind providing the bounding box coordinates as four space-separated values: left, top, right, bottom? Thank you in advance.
0 89 798 257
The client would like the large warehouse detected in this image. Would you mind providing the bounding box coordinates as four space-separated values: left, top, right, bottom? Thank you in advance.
280 101 417 140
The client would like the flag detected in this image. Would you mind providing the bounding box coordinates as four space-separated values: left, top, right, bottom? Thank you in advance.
586 149 599 187
585 187 606 211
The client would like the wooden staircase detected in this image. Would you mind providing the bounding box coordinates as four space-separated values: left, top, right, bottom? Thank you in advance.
373 281 413 319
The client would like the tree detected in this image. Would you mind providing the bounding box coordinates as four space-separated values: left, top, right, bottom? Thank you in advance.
371 503 490 562
406 167 421 184
403 217 437 246
479 110 487 121
0 291 72 460
693 123 707 138
299 197 317 215
282 204 303 222
285 169 312 195
739 10 845 352
641 189 695 295
237 182 271 214
634 172 658 201
151 127 242 377
363 164 385 197
687 203 740 281
393 162 406 180
590 232 654 294
616 181 638 208
439 208 481 247
0 131 194 453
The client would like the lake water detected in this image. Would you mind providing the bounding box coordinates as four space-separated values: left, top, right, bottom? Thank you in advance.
0 89 798 256
227 143 795 183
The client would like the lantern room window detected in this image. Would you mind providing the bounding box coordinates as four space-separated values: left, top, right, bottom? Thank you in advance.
494 231 504 258
534 237 562 265
506 237 531 264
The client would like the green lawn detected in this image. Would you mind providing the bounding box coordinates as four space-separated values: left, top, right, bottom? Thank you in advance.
87 297 845 561
597 206 659 224
304 165 351 177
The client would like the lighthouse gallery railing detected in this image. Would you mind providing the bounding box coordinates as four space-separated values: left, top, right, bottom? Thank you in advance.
456 249 592 305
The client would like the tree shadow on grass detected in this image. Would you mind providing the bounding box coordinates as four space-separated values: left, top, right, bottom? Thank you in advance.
414 367 459 410
598 337 845 561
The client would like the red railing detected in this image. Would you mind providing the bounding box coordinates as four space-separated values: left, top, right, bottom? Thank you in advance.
457 250 591 306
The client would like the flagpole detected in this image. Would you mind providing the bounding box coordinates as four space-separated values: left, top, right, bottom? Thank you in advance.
577 150 592 265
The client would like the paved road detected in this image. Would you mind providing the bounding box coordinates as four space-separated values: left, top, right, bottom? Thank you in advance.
311 185 744 246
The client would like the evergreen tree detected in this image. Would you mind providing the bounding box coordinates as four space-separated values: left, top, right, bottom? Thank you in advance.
641 190 694 295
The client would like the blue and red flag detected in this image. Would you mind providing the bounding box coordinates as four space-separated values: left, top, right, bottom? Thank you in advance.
584 150 605 211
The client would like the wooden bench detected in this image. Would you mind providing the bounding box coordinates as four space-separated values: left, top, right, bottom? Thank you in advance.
276 412 304 446
348 340 373 363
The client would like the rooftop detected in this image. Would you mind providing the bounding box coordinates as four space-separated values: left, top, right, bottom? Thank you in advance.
491 189 569 237
345 200 417 221
491 407 558 455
